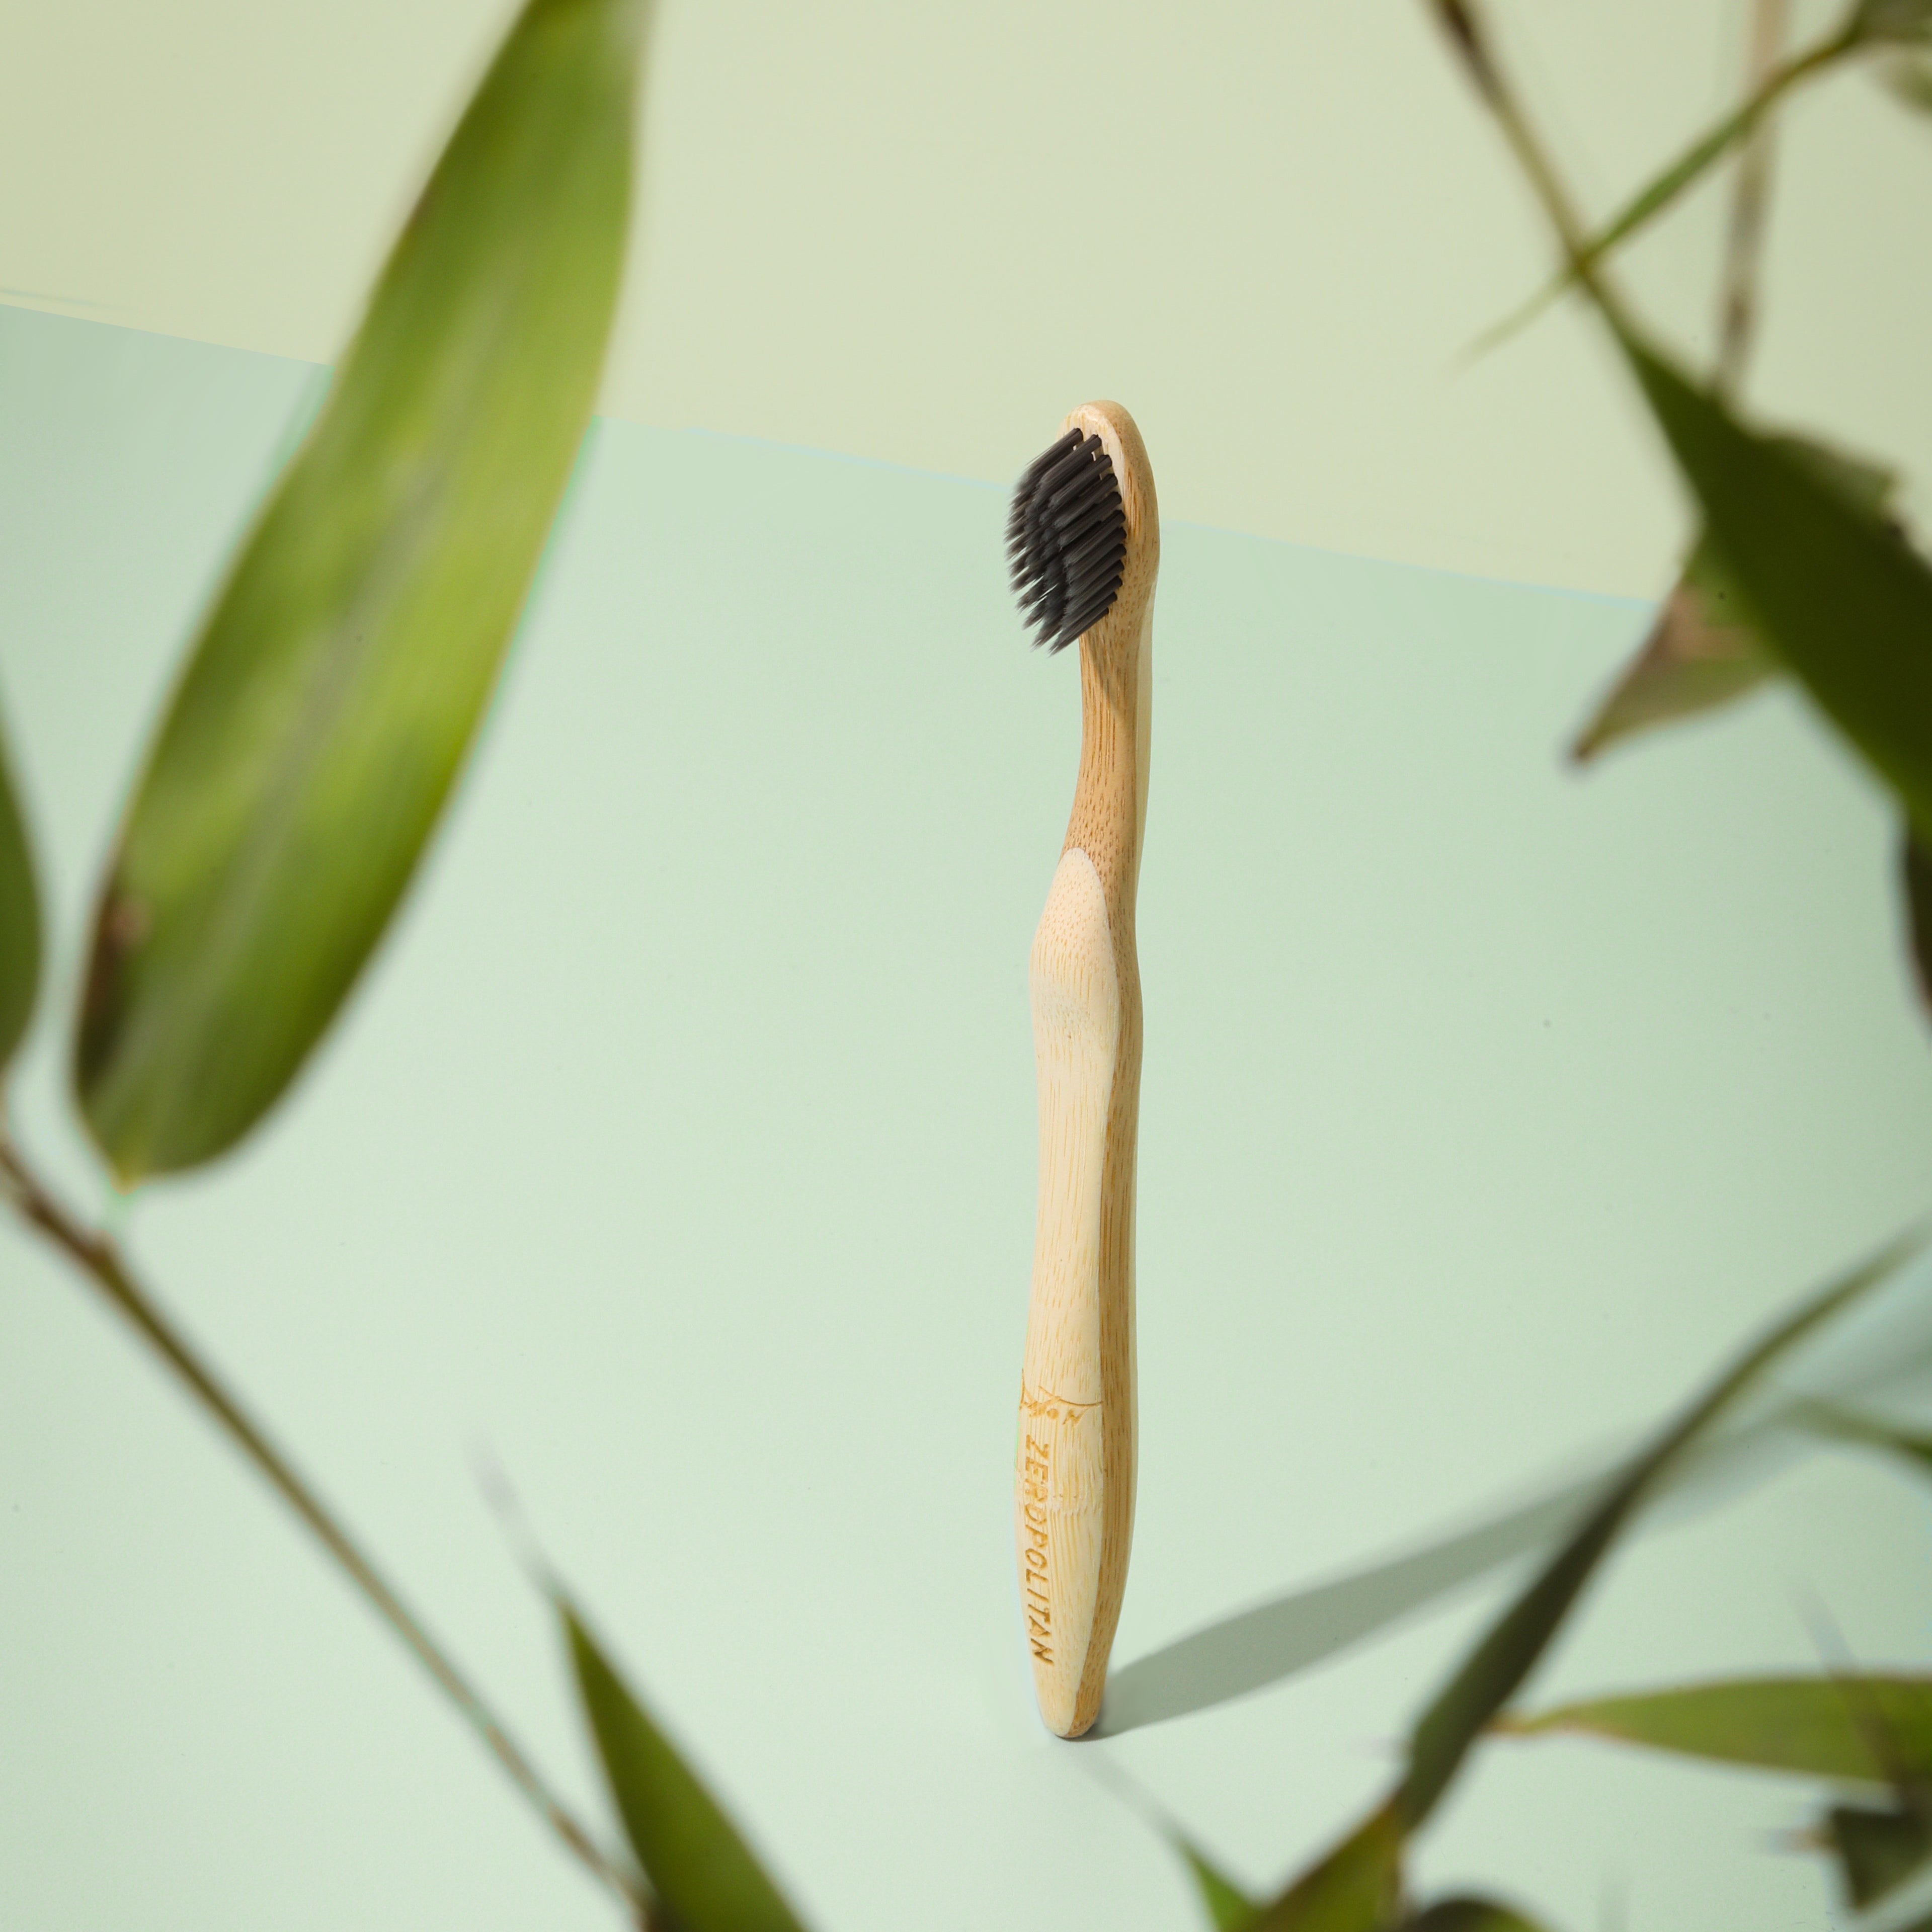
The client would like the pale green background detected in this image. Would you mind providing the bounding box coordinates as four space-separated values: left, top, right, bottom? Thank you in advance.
3 0 1932 592
3 296 1932 1930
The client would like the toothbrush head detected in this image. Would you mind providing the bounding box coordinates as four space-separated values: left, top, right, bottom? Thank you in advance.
1007 427 1127 654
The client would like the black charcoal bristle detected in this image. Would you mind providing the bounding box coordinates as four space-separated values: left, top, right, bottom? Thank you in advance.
1007 429 1126 653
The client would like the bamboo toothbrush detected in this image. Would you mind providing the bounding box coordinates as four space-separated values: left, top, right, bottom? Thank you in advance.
1007 401 1158 1739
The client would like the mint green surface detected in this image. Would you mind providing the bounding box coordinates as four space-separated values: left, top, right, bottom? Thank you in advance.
3 303 1931 1929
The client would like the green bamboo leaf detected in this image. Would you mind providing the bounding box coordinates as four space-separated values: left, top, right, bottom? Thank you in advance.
1617 340 1932 841
1404 1898 1552 1932
1177 1836 1262 1932
1252 1805 1403 1932
1396 1232 1921 1829
565 1605 812 1932
1570 539 1773 762
1904 834 1932 1017
1855 0 1932 42
1801 1400 1932 1478
0 701 42 1075
1568 101 1773 268
1571 437 1895 762
1469 22 1858 357
74 0 646 1181
1824 1799 1932 1906
1501 1676 1932 1782
1880 51 1932 107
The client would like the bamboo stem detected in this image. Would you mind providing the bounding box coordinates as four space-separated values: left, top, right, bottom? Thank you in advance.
0 1133 646 1922
1717 0 1791 396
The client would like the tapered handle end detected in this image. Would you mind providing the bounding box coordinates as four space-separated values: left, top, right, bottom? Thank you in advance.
1016 1388 1111 1736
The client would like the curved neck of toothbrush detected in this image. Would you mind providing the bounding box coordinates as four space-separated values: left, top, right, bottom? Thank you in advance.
1008 403 1159 1740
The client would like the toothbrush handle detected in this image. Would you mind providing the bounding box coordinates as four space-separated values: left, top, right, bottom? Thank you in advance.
1016 844 1140 1739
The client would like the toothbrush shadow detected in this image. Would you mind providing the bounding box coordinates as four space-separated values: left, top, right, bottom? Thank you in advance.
1095 1473 1601 1737
1097 1256 1932 1737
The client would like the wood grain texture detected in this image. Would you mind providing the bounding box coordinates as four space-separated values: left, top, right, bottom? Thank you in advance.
1017 400 1158 1737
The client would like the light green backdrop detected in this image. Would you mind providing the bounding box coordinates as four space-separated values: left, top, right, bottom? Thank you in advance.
3 2 1930 593
2 303 1930 1930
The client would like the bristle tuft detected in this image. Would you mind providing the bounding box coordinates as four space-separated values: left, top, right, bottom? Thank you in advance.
1007 429 1125 653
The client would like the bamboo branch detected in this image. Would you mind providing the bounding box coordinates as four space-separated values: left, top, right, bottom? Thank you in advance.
0 1134 647 1923
1717 0 1791 395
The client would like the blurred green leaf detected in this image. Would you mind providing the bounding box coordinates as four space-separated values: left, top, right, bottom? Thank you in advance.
1772 433 1901 517
1825 1798 1932 1906
1252 1806 1403 1932
1178 1837 1262 1932
1571 437 1896 763
74 0 646 1181
1880 50 1932 106
1618 339 1932 842
0 702 42 1076
1396 1233 1920 1828
1855 0 1932 42
1802 1399 1932 1477
1904 834 1932 1015
565 1605 812 1932
1571 541 1773 762
1472 22 1857 356
1403 1899 1552 1932
1502 1675 1932 1782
